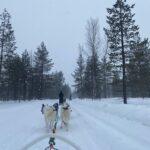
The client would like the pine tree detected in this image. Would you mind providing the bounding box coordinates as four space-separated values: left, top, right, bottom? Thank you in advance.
49 71 65 99
111 69 122 97
100 39 112 98
0 9 16 82
4 54 22 100
127 38 150 97
101 57 112 98
83 57 93 98
21 49 31 100
34 42 53 99
0 9 16 99
83 55 102 98
104 0 139 103
72 45 85 98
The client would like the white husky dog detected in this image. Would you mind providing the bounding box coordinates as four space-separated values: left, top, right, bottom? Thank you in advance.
41 104 58 132
60 102 71 131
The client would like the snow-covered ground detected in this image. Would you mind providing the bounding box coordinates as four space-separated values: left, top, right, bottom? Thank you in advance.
0 98 150 150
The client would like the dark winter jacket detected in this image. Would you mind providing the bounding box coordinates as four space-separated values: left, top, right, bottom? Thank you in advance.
59 91 64 105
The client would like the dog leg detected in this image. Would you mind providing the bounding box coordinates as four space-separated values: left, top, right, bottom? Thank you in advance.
45 120 48 129
50 121 54 133
50 121 52 130
60 121 64 129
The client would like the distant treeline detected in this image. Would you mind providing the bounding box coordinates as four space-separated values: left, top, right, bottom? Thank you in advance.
0 9 71 101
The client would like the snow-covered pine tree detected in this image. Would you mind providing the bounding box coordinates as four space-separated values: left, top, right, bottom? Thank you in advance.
104 0 139 104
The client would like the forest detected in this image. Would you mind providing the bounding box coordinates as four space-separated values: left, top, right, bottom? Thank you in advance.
0 0 150 103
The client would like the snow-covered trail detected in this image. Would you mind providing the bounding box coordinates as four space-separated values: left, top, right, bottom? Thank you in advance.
0 99 150 150
70 100 150 150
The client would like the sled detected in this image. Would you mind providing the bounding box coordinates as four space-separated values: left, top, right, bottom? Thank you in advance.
44 135 58 150
21 134 81 150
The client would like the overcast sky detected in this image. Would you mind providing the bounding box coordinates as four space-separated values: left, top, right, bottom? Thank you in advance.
0 0 150 87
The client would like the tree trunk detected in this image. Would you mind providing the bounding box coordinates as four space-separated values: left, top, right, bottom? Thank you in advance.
120 3 127 104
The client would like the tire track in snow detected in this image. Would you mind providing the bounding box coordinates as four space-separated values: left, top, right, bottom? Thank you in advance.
72 102 150 150
76 102 150 149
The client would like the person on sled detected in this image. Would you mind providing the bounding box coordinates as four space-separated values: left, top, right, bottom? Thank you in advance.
58 90 64 105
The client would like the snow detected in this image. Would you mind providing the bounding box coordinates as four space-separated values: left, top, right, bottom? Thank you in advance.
0 98 150 150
